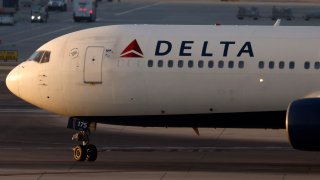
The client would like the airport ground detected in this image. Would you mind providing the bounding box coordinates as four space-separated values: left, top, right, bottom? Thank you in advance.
1 0 320 179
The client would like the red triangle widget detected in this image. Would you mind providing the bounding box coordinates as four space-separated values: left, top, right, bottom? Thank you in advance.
120 39 144 58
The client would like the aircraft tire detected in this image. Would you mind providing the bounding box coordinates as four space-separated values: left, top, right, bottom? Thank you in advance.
86 144 97 161
73 145 86 161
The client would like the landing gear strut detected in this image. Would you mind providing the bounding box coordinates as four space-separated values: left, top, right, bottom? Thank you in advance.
72 131 97 161
68 117 98 162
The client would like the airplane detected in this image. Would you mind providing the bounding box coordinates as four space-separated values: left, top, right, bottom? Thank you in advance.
6 24 320 162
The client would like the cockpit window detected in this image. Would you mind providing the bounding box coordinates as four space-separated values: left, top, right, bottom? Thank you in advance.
41 51 51 63
28 50 51 63
29 51 44 62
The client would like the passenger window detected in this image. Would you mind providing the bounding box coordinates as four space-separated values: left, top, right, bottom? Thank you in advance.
228 61 234 68
188 60 194 68
315 62 320 69
238 61 244 69
178 60 184 68
158 60 163 68
258 61 264 69
218 60 224 68
289 61 295 69
198 60 204 68
147 60 153 67
304 61 310 69
208 60 214 68
41 51 51 63
168 60 174 68
269 61 274 69
279 61 285 69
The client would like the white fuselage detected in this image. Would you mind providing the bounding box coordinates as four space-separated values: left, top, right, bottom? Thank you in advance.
6 25 320 117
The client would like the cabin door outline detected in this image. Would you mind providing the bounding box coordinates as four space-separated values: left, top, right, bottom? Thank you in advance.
84 46 104 83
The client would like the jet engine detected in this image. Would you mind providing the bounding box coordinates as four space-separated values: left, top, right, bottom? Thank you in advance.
286 98 320 151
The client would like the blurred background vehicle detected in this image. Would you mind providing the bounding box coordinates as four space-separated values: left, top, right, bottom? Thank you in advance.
271 6 293 20
20 0 32 7
237 6 260 20
30 4 48 23
304 11 320 21
73 0 97 22
0 0 18 25
48 0 67 11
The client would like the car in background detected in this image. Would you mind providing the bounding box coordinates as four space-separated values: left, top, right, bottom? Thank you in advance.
0 2 16 25
271 6 293 21
73 0 97 22
0 13 15 25
30 5 48 23
304 11 320 21
237 6 260 20
20 0 32 7
48 0 67 11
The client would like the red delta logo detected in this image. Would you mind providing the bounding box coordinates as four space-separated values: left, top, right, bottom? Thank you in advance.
120 39 144 58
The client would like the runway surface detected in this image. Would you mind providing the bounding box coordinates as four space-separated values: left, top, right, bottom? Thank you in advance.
1 0 320 179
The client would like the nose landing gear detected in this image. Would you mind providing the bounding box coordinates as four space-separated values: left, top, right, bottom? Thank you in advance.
72 131 98 161
68 117 98 162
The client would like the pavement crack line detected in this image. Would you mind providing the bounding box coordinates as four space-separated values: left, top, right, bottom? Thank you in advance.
160 172 167 180
37 171 46 180
214 128 226 146
282 173 287 180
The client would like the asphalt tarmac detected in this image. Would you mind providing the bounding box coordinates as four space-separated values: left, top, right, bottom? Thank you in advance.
1 0 320 179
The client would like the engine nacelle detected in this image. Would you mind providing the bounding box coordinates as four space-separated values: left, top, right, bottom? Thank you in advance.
287 98 320 151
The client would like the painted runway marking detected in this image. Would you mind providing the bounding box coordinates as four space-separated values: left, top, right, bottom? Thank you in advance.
0 25 51 41
0 66 15 70
0 109 47 113
99 146 294 152
115 2 161 16
7 25 80 45
0 146 293 151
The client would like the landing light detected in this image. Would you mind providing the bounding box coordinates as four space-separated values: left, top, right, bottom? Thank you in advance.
259 78 264 83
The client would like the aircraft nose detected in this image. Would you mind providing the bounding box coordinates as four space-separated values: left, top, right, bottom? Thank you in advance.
6 66 20 97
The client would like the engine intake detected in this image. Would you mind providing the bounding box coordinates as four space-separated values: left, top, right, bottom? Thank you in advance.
287 98 320 151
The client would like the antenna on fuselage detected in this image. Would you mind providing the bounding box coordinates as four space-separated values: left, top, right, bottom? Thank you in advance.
274 19 281 26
